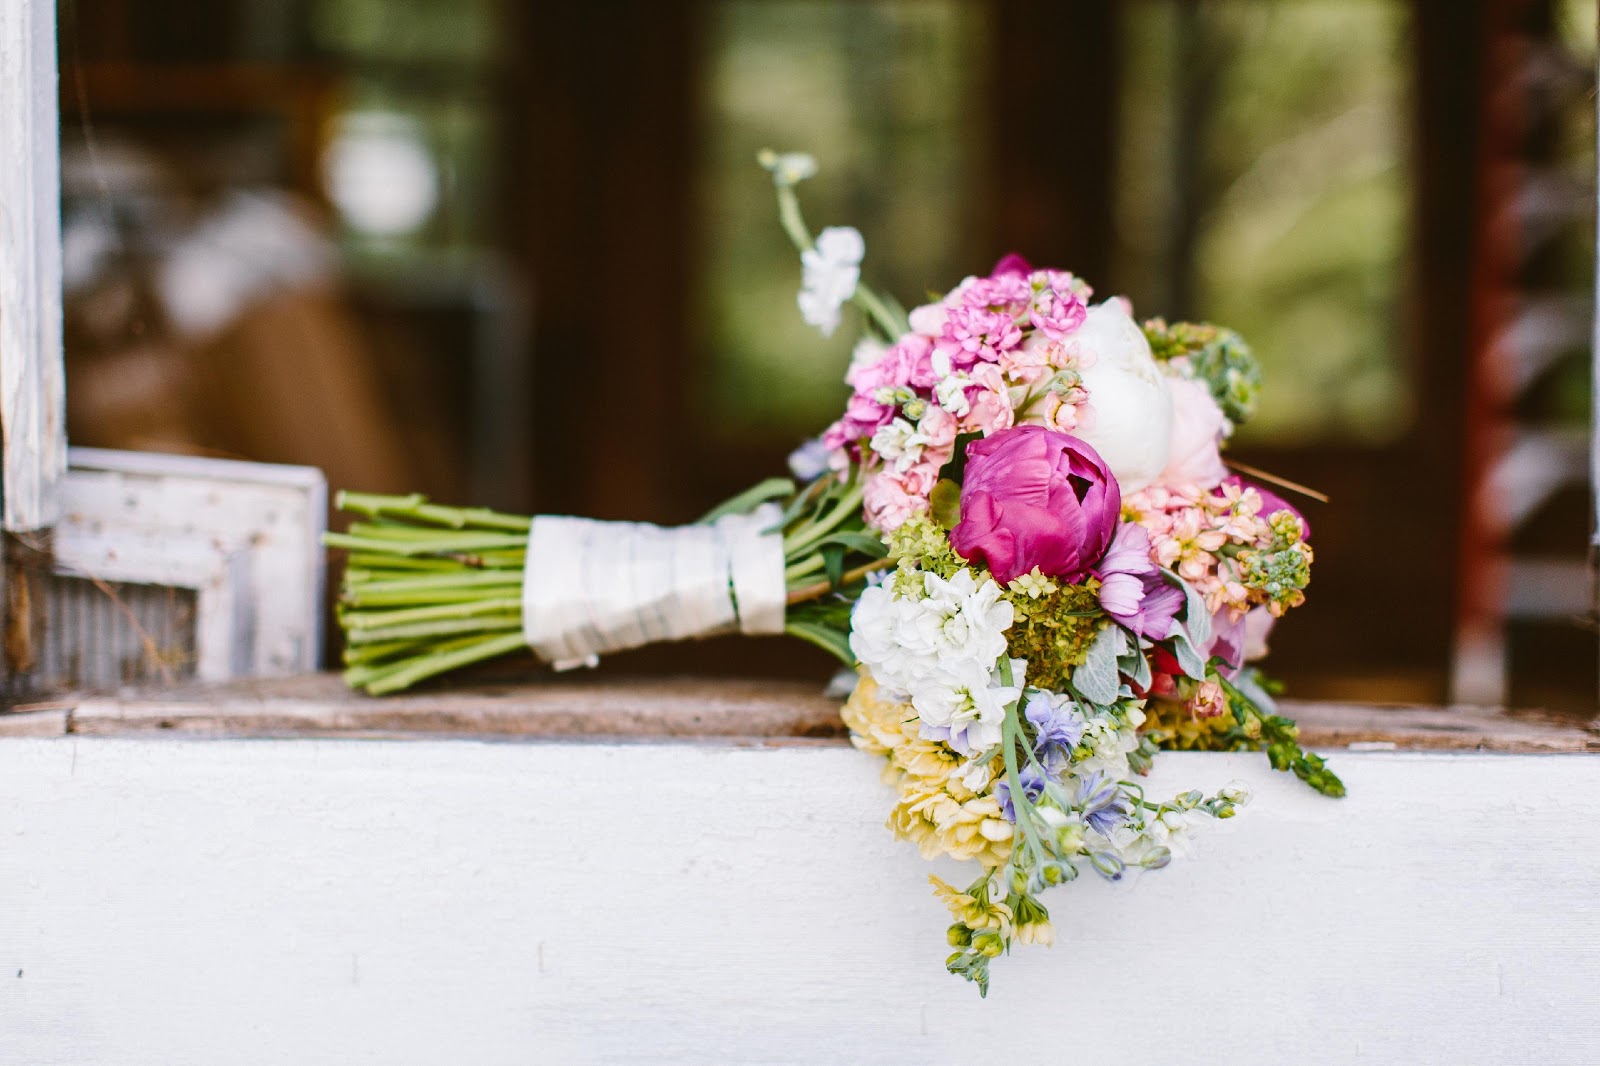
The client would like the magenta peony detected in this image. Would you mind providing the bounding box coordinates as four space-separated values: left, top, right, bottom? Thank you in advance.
949 425 1120 585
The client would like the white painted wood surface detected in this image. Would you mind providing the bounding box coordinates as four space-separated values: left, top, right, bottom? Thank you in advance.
0 0 66 531
58 448 327 678
1 737 1596 1064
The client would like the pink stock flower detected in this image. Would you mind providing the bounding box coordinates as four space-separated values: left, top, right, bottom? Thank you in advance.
864 470 927 531
1038 391 1084 433
1000 333 1060 386
964 273 1032 312
907 300 949 337
961 363 1016 436
822 392 894 452
917 404 959 454
1160 376 1229 489
949 426 1121 585
1095 522 1184 639
1221 475 1309 539
1027 275 1089 340
1188 679 1228 719
937 305 1023 367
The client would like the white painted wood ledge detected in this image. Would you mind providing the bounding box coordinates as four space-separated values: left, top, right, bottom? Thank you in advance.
2 679 1598 1065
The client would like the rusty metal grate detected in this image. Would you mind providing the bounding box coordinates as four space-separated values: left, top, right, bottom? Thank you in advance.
27 576 199 693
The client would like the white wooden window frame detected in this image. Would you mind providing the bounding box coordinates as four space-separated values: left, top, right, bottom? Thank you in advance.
0 4 324 685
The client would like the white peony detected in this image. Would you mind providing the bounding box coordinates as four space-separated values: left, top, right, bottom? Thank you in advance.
1072 299 1173 493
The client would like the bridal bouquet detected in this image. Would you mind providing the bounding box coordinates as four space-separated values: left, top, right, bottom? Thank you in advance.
325 152 1340 994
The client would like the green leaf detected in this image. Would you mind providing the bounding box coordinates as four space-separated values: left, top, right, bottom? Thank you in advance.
938 432 984 485
1119 642 1153 691
1169 630 1207 680
784 620 855 666
930 479 963 529
1230 668 1280 715
697 477 795 525
1072 624 1121 705
812 531 888 558
1163 569 1211 648
822 543 847 590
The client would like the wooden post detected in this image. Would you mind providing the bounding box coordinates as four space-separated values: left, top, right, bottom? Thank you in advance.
1592 0 1600 695
0 0 67 534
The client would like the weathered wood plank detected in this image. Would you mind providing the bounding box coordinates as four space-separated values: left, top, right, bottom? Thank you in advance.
0 0 66 532
12 674 1594 751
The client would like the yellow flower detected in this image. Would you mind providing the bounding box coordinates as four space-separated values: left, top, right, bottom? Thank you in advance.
840 672 910 756
1015 920 1056 947
929 877 1014 933
843 672 1013 867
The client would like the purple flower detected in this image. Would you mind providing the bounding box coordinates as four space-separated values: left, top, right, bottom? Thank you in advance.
1095 522 1184 639
1202 606 1247 677
1075 771 1134 836
995 766 1048 823
1025 692 1084 772
949 426 1121 585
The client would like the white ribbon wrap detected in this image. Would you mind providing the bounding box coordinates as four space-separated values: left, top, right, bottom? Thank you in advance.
521 503 787 670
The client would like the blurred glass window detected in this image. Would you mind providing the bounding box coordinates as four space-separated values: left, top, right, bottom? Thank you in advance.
1112 0 1412 445
696 0 989 440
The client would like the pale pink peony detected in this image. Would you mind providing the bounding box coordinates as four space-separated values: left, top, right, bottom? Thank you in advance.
1159 376 1229 489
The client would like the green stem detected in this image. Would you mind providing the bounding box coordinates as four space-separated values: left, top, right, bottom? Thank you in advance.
773 184 812 252
783 481 865 558
360 631 530 696
344 597 523 630
784 556 825 583
852 283 905 341
345 615 522 645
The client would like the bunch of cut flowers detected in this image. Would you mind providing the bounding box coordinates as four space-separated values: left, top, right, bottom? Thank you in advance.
325 151 1341 992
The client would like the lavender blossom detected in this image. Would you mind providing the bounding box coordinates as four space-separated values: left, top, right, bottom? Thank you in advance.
1075 771 1135 836
994 766 1048 823
1094 522 1185 639
1025 692 1085 772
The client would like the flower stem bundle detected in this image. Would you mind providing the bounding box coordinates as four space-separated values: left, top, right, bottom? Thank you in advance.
327 477 885 695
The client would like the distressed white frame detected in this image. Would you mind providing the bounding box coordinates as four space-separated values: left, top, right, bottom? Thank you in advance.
0 7 324 685
0 0 67 532
57 449 327 679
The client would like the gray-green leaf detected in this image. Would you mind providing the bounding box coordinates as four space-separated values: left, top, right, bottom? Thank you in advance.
1073 624 1121 705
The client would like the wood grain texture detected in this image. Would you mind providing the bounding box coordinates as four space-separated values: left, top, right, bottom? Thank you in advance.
0 738 1596 1064
0 0 67 532
5 674 1594 751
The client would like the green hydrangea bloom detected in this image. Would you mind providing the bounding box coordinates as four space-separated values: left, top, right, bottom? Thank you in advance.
1142 318 1262 427
1003 581 1107 693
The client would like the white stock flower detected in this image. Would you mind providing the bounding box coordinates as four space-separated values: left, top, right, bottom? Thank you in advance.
797 226 864 337
870 418 923 472
1073 299 1173 492
934 372 973 416
898 569 1013 670
848 583 919 695
910 657 1024 756
849 569 1020 754
959 758 995 792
